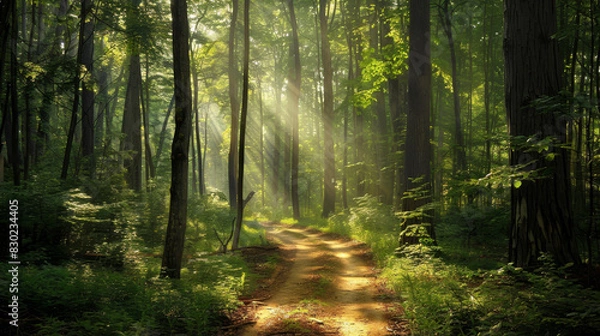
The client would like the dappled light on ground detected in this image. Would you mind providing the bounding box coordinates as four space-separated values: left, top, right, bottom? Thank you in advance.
240 222 394 336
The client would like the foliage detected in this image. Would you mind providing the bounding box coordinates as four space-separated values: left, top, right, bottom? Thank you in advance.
383 252 600 336
328 195 399 264
0 253 249 335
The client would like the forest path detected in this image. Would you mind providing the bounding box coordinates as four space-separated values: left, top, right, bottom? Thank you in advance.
241 222 392 336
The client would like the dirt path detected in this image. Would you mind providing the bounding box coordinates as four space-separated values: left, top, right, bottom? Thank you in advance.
241 223 391 336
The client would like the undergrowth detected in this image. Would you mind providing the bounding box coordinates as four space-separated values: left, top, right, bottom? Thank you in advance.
306 194 600 336
0 177 264 336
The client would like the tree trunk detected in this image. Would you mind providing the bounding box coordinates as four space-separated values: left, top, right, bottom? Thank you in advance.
288 0 301 220
10 0 19 186
320 0 335 218
121 53 143 192
232 0 250 251
155 95 175 168
400 0 434 245
439 0 466 176
143 55 156 183
504 0 581 267
161 0 193 279
228 0 240 210
120 0 143 191
61 0 91 181
81 0 95 176
192 57 205 195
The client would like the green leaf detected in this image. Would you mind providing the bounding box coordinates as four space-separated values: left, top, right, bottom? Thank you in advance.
513 180 522 189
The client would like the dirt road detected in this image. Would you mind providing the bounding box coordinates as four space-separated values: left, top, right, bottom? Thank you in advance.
241 223 391 336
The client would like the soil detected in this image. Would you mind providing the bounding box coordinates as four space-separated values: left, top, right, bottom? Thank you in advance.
230 222 408 336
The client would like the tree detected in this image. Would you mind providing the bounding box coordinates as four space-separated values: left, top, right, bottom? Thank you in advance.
61 0 94 181
438 0 466 176
228 0 240 210
288 0 301 220
504 0 580 267
400 0 434 245
232 0 250 251
160 0 193 279
81 0 95 176
121 0 144 192
320 0 335 218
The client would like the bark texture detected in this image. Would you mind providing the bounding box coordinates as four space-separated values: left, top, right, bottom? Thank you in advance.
400 0 434 244
504 0 580 267
320 0 336 218
161 0 193 279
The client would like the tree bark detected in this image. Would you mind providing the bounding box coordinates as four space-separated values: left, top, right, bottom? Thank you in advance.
121 53 143 192
320 0 335 218
161 0 193 279
288 0 301 220
61 0 91 181
232 0 250 251
10 0 19 186
400 0 434 245
439 0 466 176
228 0 240 210
142 55 156 184
504 0 581 267
121 0 143 192
81 0 95 176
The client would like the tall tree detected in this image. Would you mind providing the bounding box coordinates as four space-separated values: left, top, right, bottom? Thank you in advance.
121 0 143 192
439 0 466 176
9 0 19 186
288 0 302 220
161 0 193 279
81 0 95 176
320 0 335 218
504 0 581 267
61 0 93 180
400 0 434 244
232 0 250 251
228 0 240 210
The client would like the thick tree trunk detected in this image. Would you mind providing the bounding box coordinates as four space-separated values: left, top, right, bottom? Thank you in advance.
400 0 434 245
121 53 143 192
320 0 335 218
504 0 580 267
161 0 193 279
121 0 143 191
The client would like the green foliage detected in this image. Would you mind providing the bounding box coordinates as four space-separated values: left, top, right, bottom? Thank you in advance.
0 180 71 263
328 195 399 264
384 252 600 336
437 205 508 252
0 253 248 335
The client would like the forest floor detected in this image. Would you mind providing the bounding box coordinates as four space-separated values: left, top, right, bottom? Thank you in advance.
231 222 408 336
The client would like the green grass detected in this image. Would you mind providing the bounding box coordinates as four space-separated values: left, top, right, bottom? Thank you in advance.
1 252 251 336
293 196 600 336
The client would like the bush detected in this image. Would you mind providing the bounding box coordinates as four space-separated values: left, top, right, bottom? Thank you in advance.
328 195 399 264
0 253 249 335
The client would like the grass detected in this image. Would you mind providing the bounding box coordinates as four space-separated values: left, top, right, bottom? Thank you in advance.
1 251 252 336
293 195 600 336
0 188 268 336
